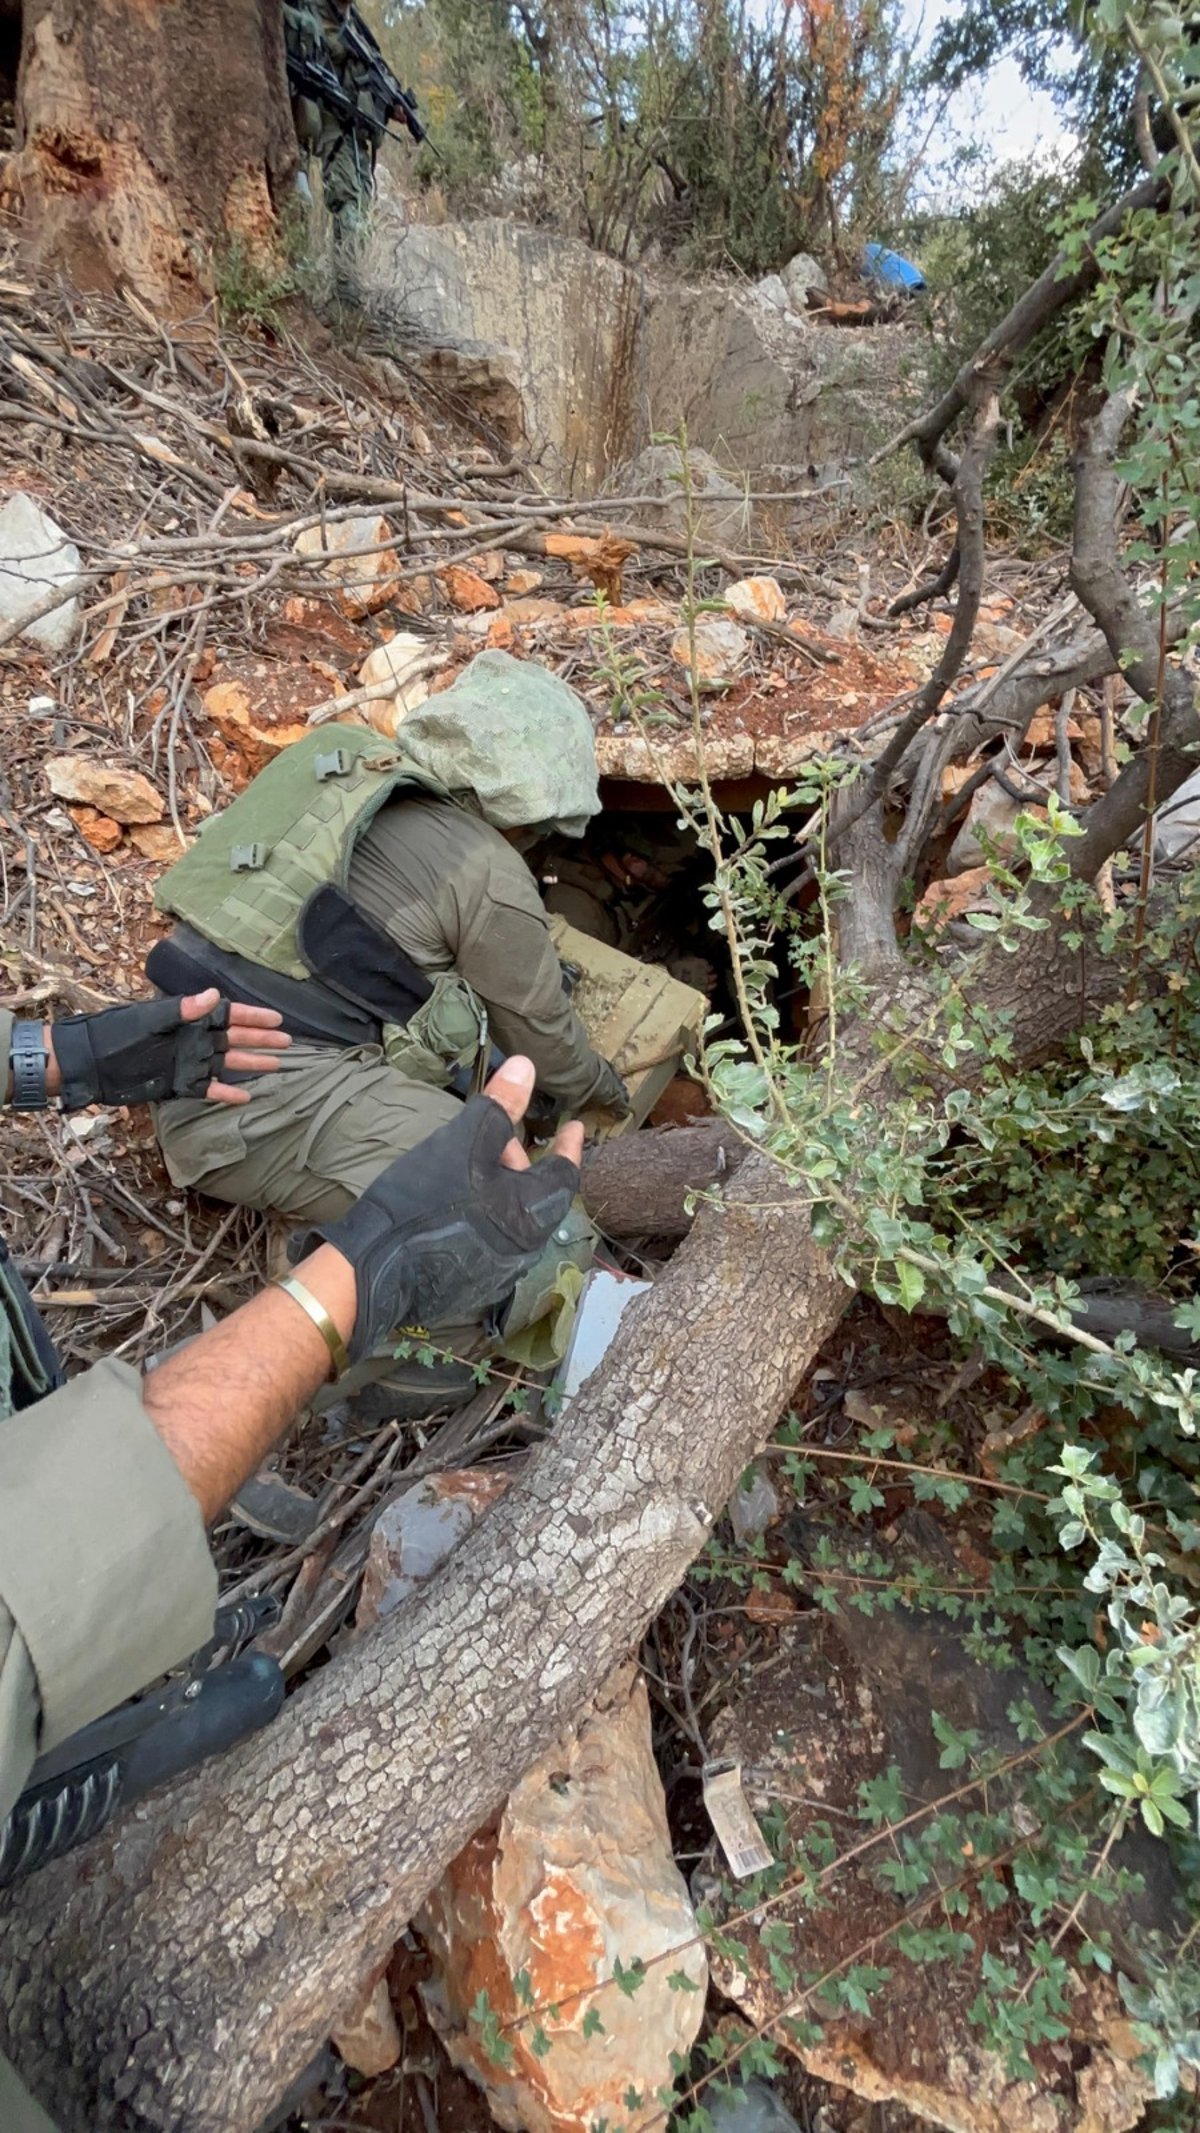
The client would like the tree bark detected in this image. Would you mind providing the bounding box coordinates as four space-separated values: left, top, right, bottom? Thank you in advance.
581 1121 746 1237
5 0 295 311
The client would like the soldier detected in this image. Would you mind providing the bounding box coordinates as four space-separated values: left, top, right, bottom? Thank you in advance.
284 0 425 234
0 1036 579 2132
145 652 629 1413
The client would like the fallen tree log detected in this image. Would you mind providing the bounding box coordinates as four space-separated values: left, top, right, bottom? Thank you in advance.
0 1145 848 2133
581 1120 746 1237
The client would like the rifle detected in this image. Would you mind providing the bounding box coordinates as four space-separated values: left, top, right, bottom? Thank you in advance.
286 44 435 158
0 1595 284 1887
338 7 435 152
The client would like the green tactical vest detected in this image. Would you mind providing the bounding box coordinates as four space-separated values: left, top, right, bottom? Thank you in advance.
154 726 453 981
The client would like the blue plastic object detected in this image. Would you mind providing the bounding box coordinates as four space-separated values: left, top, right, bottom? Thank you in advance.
863 242 926 293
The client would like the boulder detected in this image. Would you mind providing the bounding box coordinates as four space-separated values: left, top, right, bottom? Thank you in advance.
293 514 399 619
0 492 82 653
355 631 442 736
45 756 163 825
1154 765 1200 862
670 616 749 688
331 1971 401 2079
612 444 750 553
416 1661 708 2133
724 575 787 624
946 780 1037 874
781 251 829 307
752 274 791 311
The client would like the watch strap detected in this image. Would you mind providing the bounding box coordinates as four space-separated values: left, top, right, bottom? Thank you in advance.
10 1023 49 1111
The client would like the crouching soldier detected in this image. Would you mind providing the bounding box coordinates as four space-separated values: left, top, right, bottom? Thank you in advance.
146 652 628 1414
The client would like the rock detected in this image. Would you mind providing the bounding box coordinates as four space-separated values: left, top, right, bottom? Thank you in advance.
355 631 441 735
781 251 829 307
439 563 502 614
201 676 313 781
45 756 164 825
1025 705 1083 749
947 780 1041 874
595 729 754 783
706 1573 1176 2133
505 568 544 596
416 1661 708 2133
611 444 751 552
724 575 787 624
753 273 791 311
293 514 399 619
670 616 749 688
331 1971 401 2079
502 597 569 627
0 492 81 653
356 1469 512 1633
69 806 123 854
129 824 190 863
1154 766 1200 861
704 2077 804 2133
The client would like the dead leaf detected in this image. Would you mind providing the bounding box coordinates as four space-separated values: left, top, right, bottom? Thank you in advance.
47 756 164 825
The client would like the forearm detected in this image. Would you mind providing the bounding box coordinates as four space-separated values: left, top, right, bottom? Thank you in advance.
141 1245 357 1524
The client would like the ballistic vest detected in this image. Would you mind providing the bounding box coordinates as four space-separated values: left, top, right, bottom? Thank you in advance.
154 727 454 979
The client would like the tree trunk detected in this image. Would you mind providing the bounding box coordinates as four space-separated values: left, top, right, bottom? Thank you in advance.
5 0 295 311
581 1120 746 1237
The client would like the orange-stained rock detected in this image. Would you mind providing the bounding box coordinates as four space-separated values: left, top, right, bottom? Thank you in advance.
439 563 502 613
723 574 787 624
201 676 312 781
504 567 544 596
47 756 164 825
69 805 123 854
417 1662 707 2133
293 514 399 618
502 597 568 627
468 550 507 581
129 824 190 863
487 614 516 649
394 573 435 617
356 1469 512 1633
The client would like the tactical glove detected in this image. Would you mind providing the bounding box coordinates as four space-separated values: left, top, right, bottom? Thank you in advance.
52 998 234 1110
289 1094 581 1363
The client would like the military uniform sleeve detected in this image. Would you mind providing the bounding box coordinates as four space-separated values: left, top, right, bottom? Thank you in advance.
0 1359 217 1822
439 839 617 1110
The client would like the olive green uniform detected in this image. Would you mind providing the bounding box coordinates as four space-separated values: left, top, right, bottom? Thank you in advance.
0 1008 218 2131
155 796 615 1221
284 0 392 231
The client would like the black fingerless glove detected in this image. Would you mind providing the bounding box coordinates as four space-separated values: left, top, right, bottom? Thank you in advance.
52 998 231 1109
289 1095 581 1363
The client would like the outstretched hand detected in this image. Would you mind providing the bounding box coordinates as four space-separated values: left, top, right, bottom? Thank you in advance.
48 990 290 1110
290 1055 584 1364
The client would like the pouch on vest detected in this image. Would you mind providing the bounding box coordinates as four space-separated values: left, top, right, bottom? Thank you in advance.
297 884 487 1089
382 971 488 1088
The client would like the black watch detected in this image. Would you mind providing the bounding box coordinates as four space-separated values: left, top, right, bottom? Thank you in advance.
9 1022 50 1110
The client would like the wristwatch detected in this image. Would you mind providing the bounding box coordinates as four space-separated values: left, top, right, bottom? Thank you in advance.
9 1022 50 1110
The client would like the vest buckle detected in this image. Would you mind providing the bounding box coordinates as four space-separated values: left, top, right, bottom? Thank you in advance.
230 842 267 872
314 748 351 781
